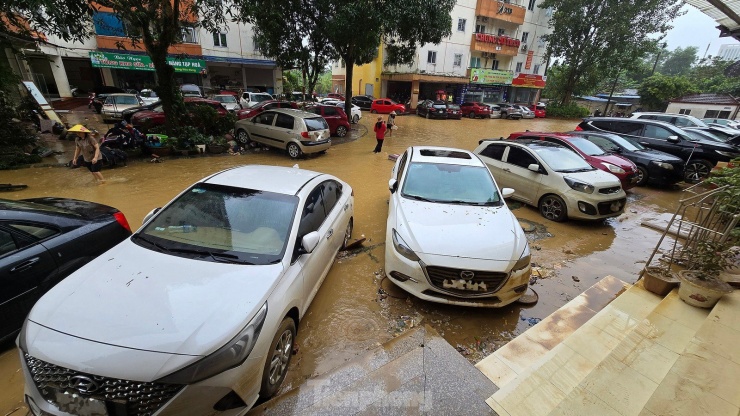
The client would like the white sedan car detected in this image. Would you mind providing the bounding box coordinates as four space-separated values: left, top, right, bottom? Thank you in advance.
18 165 354 416
385 146 531 307
334 101 362 124
473 139 626 221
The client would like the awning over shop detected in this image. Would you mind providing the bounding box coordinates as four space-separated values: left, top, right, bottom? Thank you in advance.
511 73 546 88
89 51 206 73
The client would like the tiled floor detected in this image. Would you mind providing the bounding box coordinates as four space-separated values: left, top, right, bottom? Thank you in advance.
477 277 740 416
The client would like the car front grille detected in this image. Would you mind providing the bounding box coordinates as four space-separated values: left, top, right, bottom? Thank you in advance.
25 354 182 416
597 198 626 215
599 186 622 194
425 265 509 297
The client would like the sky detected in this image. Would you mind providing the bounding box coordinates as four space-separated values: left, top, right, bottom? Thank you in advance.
663 4 739 59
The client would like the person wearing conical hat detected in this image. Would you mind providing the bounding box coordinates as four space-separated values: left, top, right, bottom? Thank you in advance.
69 124 105 183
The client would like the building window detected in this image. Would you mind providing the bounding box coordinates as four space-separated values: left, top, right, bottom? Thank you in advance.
678 109 691 115
492 60 499 70
497 28 506 36
427 51 437 64
181 27 197 44
457 18 466 32
213 32 227 47
533 64 540 74
341 60 345 68
515 62 523 72
475 24 486 33
470 57 481 68
521 32 529 43
528 0 536 11
453 54 463 67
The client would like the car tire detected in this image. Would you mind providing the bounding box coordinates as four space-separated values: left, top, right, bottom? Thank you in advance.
370 109 377 114
539 194 568 222
236 129 251 146
336 125 348 137
684 159 712 183
635 166 649 186
352 115 359 124
342 218 353 249
260 317 296 399
287 142 302 159
468 112 475 119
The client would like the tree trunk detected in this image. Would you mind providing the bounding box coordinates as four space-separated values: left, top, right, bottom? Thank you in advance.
343 54 354 118
150 52 181 135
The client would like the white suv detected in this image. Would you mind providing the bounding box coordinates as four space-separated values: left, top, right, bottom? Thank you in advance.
629 112 707 128
385 146 531 307
240 92 273 108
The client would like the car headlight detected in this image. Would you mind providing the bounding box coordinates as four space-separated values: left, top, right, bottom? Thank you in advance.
651 161 674 170
716 150 738 158
602 162 626 174
156 303 268 384
564 177 595 194
512 244 531 272
392 229 420 261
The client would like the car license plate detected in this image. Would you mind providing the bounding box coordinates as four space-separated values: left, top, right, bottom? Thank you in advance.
54 391 108 416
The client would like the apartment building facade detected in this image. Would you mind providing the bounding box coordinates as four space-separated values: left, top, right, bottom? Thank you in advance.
9 9 281 98
332 0 552 108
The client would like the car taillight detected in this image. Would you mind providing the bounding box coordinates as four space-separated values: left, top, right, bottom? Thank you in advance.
575 125 583 131
114 211 131 232
301 131 310 138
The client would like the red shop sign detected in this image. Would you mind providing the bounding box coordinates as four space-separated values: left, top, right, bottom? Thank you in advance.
512 73 546 88
475 33 521 48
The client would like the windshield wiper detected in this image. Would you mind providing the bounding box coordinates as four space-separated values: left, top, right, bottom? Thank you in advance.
132 234 169 252
165 247 252 264
404 194 434 202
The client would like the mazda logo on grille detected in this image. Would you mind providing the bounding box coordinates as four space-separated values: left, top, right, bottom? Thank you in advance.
460 270 475 279
70 375 99 394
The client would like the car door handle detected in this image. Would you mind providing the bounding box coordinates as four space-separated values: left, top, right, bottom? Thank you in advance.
11 257 40 273
326 229 333 239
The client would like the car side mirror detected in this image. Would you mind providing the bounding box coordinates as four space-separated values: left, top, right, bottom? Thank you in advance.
528 163 541 173
389 178 398 193
667 135 680 143
143 207 161 224
301 231 320 253
501 188 515 198
610 147 621 153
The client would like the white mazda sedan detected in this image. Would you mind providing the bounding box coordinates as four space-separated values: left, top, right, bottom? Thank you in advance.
385 146 531 308
18 165 354 416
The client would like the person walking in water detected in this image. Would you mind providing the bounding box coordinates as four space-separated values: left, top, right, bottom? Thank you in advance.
373 116 387 153
386 111 396 137
69 124 105 183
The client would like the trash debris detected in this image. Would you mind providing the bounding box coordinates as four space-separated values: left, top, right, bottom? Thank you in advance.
520 316 541 326
572 276 580 282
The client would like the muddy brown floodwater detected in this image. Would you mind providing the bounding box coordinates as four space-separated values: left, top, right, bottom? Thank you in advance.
0 112 688 413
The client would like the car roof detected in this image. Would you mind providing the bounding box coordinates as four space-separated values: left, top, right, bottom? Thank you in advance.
265 108 325 119
204 165 325 195
409 146 483 167
584 117 682 130
106 93 138 97
480 138 569 151
510 131 575 140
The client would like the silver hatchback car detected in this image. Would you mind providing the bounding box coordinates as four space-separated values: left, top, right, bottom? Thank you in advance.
234 109 331 158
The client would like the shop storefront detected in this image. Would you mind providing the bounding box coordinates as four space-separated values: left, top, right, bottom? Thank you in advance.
509 73 546 104
462 69 514 104
89 51 206 91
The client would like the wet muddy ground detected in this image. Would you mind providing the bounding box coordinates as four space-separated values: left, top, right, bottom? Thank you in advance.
0 107 689 413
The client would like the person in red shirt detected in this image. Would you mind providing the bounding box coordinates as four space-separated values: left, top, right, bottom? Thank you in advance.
373 116 387 153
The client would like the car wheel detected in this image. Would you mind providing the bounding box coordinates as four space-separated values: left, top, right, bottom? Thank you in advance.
684 159 712 183
260 317 296 399
468 112 475 119
236 129 251 145
370 109 377 114
342 218 353 249
635 166 649 186
287 142 302 159
425 112 430 119
352 114 359 124
335 125 348 137
539 194 568 222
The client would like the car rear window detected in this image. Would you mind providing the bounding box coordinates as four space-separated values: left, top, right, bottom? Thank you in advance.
305 117 329 131
0 200 81 217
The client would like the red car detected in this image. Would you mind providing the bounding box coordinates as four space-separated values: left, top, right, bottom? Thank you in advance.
370 98 406 114
306 104 351 137
130 97 228 132
460 102 491 119
327 93 345 101
529 104 546 118
236 100 298 120
508 132 640 190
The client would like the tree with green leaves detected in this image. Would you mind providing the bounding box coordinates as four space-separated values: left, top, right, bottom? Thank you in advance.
241 0 456 116
1 0 92 43
659 46 698 76
637 74 697 110
540 0 682 105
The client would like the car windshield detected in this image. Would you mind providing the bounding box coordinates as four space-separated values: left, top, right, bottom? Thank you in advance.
253 94 272 103
568 137 607 156
107 96 139 105
136 184 298 265
305 117 329 131
684 129 727 142
215 95 237 103
531 145 594 172
401 162 501 206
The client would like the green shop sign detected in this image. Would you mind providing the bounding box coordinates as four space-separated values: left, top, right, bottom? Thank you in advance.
89 51 205 73
469 68 513 85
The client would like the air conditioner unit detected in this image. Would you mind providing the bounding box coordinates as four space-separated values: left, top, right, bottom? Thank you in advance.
521 43 528 52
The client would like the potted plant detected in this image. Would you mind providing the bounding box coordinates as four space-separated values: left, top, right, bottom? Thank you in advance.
641 264 680 296
207 135 229 154
677 240 735 308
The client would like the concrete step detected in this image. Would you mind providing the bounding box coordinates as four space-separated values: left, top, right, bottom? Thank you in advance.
249 324 497 415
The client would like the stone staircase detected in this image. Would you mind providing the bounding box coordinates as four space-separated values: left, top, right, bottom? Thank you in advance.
476 276 740 416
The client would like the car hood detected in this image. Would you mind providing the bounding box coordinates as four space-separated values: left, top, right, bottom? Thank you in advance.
27 240 281 356
394 198 523 260
131 110 162 120
631 148 684 163
690 137 739 151
560 169 622 188
589 154 635 170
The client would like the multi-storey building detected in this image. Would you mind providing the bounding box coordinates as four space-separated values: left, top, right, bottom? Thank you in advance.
332 0 552 108
7 10 281 98
718 44 740 61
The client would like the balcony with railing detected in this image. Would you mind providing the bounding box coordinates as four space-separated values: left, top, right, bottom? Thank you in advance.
476 0 526 25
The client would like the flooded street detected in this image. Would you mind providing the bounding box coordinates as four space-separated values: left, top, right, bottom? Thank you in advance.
0 112 687 413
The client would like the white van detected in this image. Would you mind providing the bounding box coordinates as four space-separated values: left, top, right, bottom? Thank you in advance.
240 92 273 108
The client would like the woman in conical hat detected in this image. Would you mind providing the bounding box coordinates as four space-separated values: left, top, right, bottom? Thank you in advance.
69 125 105 183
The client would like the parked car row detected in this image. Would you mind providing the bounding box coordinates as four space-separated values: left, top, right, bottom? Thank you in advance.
414 101 544 120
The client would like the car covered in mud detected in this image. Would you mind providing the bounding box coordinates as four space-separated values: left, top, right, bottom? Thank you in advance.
474 139 627 222
385 146 531 307
18 165 354 416
234 109 331 158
